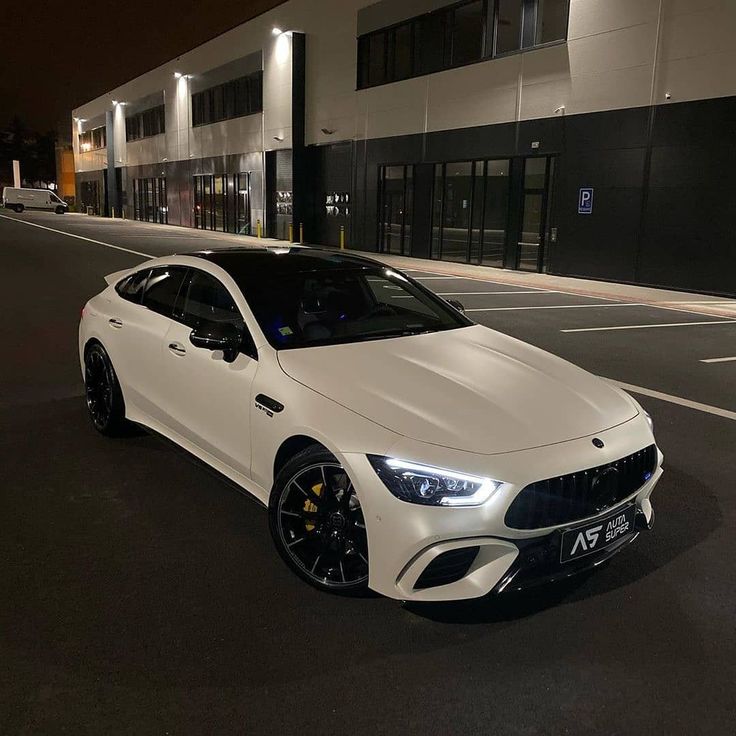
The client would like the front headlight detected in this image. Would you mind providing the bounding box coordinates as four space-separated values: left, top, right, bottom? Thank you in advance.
367 456 503 507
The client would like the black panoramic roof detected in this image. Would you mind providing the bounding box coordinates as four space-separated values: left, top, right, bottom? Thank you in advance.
188 246 386 276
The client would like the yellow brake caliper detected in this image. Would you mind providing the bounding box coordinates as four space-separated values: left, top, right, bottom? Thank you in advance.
304 482 323 532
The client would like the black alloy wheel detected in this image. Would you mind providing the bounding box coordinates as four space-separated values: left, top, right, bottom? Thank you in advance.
84 343 127 435
269 446 369 594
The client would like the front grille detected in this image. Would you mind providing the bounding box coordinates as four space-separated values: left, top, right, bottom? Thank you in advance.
505 445 657 530
414 547 480 590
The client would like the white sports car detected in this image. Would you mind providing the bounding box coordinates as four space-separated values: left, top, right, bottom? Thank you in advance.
79 247 662 601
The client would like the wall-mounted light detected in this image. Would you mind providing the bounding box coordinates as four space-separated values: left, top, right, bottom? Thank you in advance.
174 72 182 79
272 27 283 35
273 135 285 142
321 128 336 135
554 105 565 115
112 100 118 105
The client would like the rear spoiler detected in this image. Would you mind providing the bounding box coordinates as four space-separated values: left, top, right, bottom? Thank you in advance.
104 268 133 286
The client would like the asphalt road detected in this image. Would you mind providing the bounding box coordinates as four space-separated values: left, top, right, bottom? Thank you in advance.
1 212 735 735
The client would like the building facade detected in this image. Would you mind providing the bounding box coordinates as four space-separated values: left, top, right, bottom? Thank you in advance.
72 0 736 296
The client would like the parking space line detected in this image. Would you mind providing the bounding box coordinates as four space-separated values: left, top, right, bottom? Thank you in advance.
562 320 736 333
700 356 736 364
613 381 736 422
412 276 461 280
468 303 646 312
0 215 154 258
437 290 550 295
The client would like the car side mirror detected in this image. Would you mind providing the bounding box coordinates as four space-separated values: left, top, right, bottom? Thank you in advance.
447 299 466 314
189 321 243 363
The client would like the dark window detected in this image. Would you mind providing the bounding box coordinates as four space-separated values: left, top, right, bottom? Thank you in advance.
126 105 165 142
177 270 242 329
391 23 413 81
535 0 568 44
368 32 387 87
414 10 447 76
142 267 188 317
357 0 568 88
191 70 263 127
116 269 150 303
451 0 484 66
496 0 523 54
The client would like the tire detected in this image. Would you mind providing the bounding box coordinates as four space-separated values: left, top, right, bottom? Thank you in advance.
269 445 369 594
55 205 65 214
83 343 129 436
14 204 24 213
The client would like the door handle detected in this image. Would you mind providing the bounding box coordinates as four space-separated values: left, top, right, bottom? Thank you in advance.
109 318 123 328
168 342 186 356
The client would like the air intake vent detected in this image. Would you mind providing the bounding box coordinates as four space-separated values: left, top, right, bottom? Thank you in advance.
505 445 657 530
414 547 479 590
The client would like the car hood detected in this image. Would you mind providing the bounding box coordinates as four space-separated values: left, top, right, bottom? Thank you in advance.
277 325 639 455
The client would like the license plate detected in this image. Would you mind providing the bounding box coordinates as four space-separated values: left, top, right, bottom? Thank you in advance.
560 505 636 564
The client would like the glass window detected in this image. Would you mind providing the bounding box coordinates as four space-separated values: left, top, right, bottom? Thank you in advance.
368 32 387 87
415 11 447 75
496 0 523 54
192 71 263 127
525 156 547 189
392 23 413 81
142 267 188 317
431 164 444 259
482 159 510 266
536 0 568 44
442 162 473 263
230 268 470 350
177 270 242 329
115 269 150 303
452 1 484 66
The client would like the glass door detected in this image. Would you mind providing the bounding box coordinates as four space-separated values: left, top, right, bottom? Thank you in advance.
236 173 251 235
517 157 553 272
379 165 412 255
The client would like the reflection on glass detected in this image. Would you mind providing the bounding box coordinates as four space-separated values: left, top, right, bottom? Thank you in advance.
496 0 522 54
442 162 473 263
525 157 547 189
519 192 543 271
481 160 510 266
536 0 569 45
431 164 443 259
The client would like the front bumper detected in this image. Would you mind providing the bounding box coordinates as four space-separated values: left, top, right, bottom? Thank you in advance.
342 414 662 602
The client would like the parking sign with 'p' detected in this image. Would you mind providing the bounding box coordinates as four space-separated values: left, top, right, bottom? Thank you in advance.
578 187 594 215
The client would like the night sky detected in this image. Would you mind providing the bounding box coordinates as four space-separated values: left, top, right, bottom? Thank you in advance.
0 0 283 134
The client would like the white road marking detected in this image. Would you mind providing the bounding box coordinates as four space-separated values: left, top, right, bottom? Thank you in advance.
437 290 549 295
0 214 153 258
562 320 736 333
613 381 736 422
468 303 646 312
413 276 461 280
700 356 736 364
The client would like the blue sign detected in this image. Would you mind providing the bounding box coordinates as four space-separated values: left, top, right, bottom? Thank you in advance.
578 187 594 215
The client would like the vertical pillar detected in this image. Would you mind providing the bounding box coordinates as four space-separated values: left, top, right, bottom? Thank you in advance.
291 32 308 242
105 110 119 218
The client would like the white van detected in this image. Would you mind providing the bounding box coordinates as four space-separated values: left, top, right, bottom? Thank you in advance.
2 187 69 214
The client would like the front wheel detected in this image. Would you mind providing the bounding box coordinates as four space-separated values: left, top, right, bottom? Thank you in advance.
14 204 24 213
55 205 65 214
84 343 128 436
269 446 369 594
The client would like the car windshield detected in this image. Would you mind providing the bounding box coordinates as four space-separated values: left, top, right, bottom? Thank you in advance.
233 266 471 349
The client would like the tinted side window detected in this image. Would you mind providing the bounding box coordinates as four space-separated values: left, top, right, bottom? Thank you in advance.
177 270 243 329
115 269 150 304
142 267 188 317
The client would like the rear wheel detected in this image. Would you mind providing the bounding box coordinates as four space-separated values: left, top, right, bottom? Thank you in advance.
84 343 128 436
269 446 369 594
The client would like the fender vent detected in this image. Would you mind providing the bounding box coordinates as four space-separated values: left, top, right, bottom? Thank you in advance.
414 547 479 590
